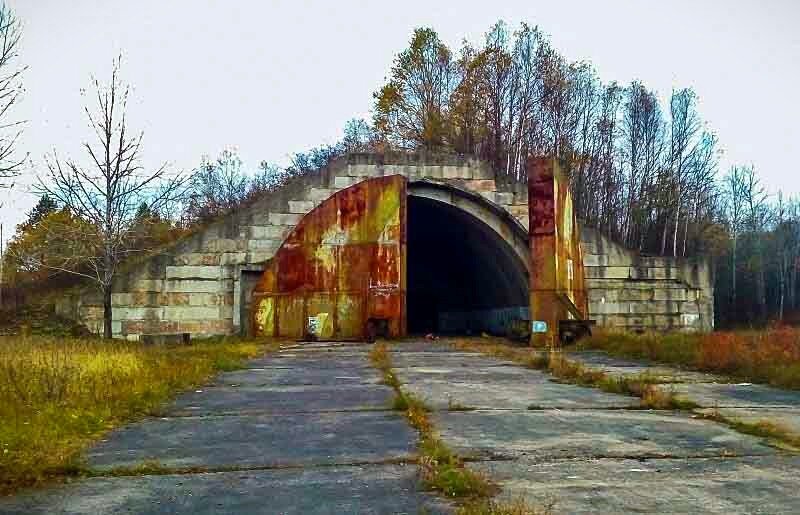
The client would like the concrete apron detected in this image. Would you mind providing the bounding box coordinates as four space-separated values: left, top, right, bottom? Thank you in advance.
0 343 450 515
391 341 800 514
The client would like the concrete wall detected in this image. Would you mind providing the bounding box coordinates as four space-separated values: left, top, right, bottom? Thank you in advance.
580 226 714 332
55 153 529 340
54 153 714 338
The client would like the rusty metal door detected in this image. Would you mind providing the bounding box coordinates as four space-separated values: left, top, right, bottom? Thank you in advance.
251 175 407 340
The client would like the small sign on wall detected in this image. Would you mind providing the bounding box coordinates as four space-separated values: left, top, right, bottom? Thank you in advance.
307 316 321 336
532 320 548 333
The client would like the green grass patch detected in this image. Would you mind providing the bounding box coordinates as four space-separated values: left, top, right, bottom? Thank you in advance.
0 335 275 494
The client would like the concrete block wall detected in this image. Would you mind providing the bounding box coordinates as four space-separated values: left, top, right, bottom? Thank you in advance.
580 226 714 332
60 153 528 340
55 153 713 338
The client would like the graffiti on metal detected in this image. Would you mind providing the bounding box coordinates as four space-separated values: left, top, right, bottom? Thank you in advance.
252 175 407 340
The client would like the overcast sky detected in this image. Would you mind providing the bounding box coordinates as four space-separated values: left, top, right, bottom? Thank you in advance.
4 0 799 238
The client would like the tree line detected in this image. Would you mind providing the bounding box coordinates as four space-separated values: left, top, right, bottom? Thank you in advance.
1 10 795 331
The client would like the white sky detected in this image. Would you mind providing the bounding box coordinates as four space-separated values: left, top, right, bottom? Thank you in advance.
4 0 799 239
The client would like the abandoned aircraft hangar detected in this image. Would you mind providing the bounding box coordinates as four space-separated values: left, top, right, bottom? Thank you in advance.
55 153 714 343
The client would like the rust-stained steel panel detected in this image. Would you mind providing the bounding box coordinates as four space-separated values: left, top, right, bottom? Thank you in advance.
252 175 407 340
529 157 588 347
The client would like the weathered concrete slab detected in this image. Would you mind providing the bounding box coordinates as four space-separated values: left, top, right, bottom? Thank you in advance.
247 355 372 370
88 411 416 470
396 366 641 410
472 455 800 514
211 365 382 387
669 382 800 408
390 351 518 369
168 383 393 415
432 410 776 460
0 464 449 515
697 407 800 437
567 350 731 383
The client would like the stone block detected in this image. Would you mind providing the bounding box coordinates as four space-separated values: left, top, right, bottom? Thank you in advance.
465 179 496 192
629 300 679 315
422 165 443 179
247 239 281 252
166 279 227 294
584 266 631 280
131 280 164 292
680 301 701 315
174 253 221 266
248 251 277 263
163 306 220 321
583 254 610 267
288 200 314 214
471 163 494 180
112 307 164 321
112 293 134 307
495 192 514 205
308 188 335 203
590 300 630 315
185 293 219 307
347 164 377 177
619 289 653 302
443 166 470 179
334 176 357 189
220 252 248 265
653 288 689 302
111 321 122 334
219 305 234 319
166 266 221 280
205 238 240 253
268 213 302 226
588 289 619 302
249 225 290 240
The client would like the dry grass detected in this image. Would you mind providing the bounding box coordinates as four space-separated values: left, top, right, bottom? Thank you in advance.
581 327 800 390
0 335 272 494
457 499 555 515
697 410 800 450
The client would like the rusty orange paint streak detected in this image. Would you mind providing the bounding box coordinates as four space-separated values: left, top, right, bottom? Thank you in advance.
252 175 407 340
528 157 588 346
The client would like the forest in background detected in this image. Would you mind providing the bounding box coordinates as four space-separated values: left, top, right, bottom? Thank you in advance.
5 21 798 328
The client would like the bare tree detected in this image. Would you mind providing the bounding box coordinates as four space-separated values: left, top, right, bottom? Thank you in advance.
0 3 26 182
183 148 248 224
38 57 185 338
723 166 748 311
741 166 770 320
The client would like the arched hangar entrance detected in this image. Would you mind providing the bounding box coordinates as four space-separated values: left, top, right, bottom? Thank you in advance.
407 182 529 335
250 176 530 339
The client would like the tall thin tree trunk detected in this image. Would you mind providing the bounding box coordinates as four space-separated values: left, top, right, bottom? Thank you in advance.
779 250 786 321
790 248 797 310
731 233 737 320
103 284 113 339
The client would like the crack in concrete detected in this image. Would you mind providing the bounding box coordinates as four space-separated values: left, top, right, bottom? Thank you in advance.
157 407 399 419
90 456 420 479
